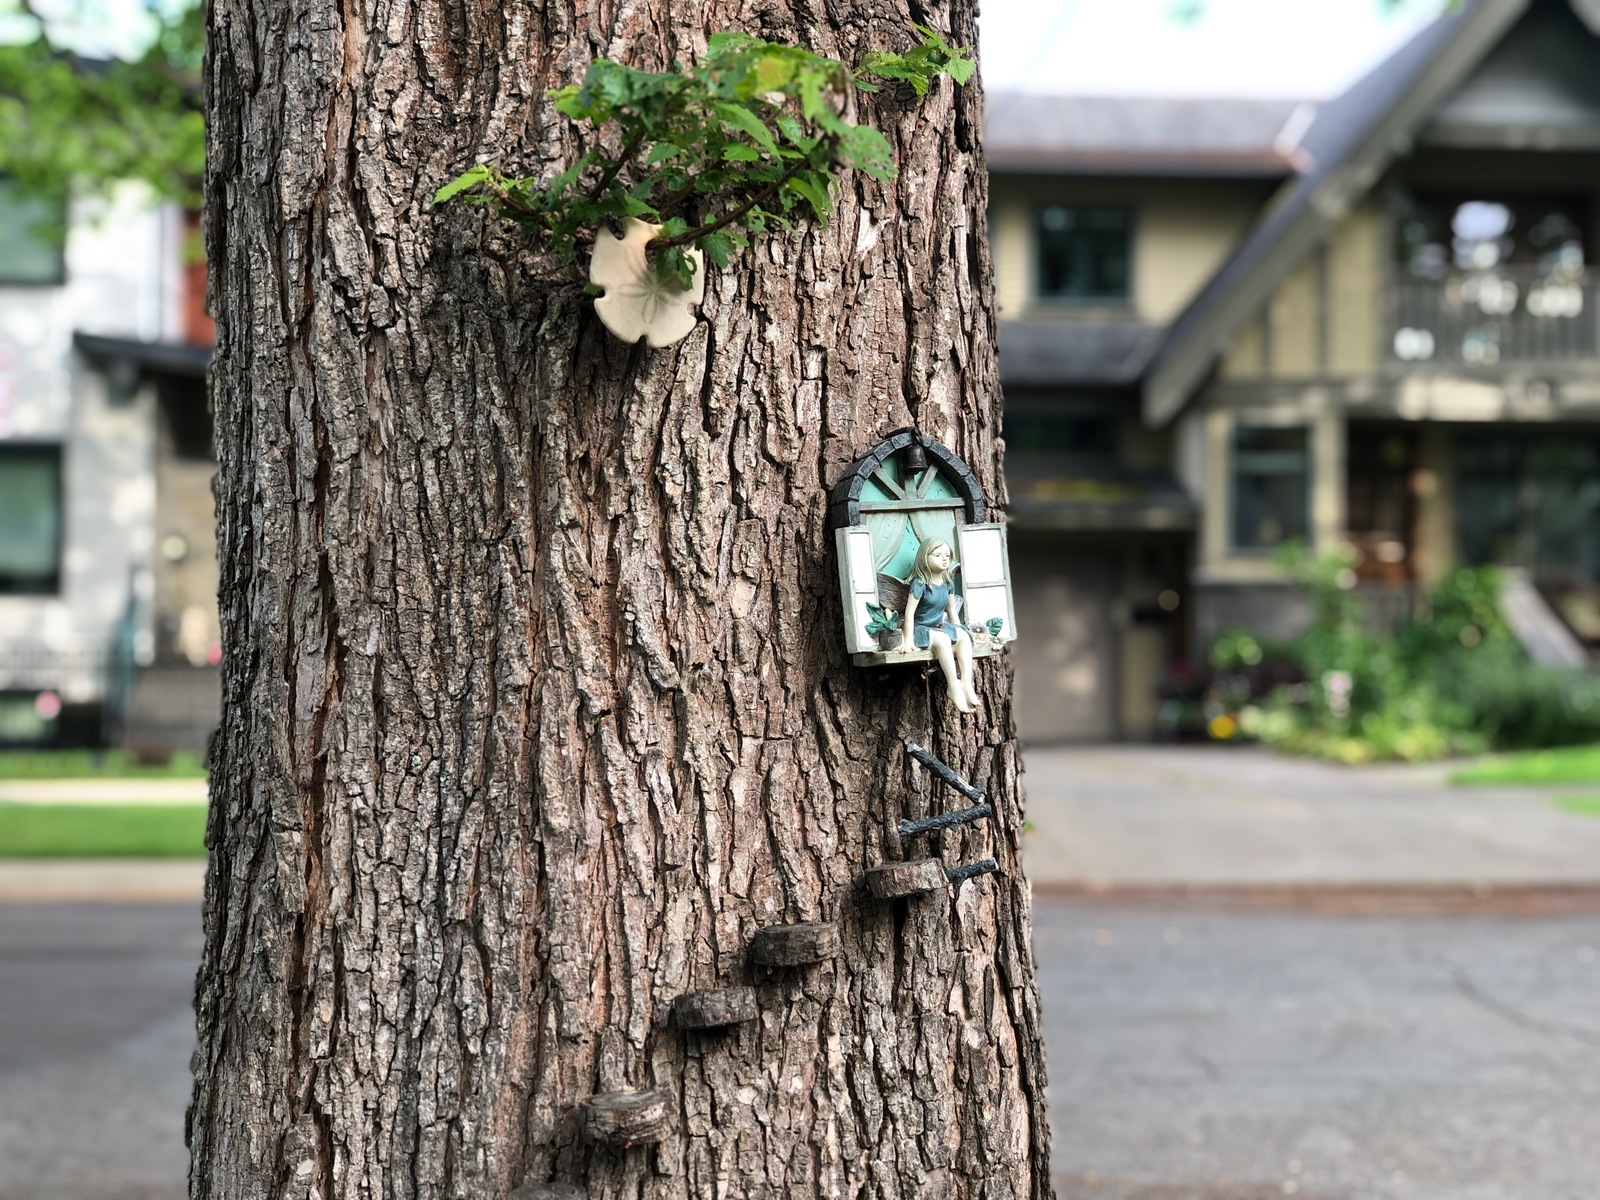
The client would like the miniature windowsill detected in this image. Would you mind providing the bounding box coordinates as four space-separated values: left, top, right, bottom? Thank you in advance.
851 630 1011 668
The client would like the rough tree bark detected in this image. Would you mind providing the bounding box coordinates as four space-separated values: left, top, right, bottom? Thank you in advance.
191 0 1054 1197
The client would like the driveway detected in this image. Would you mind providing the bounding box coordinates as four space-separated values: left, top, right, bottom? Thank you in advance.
1021 744 1600 889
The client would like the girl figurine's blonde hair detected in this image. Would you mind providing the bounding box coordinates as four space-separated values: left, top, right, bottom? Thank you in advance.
911 537 956 585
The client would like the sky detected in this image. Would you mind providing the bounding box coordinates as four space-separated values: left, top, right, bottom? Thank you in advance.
977 0 1452 98
9 0 1452 100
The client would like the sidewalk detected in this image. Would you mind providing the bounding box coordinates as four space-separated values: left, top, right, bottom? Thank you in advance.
7 747 1600 899
1020 744 1600 890
0 860 206 902
0 779 209 804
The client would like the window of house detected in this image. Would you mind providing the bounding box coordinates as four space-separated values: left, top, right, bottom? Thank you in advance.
0 445 63 593
0 181 66 285
1457 433 1600 586
1231 425 1309 551
1034 205 1131 303
1001 413 1118 459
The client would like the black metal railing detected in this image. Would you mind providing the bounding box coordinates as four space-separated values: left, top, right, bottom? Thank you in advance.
1390 269 1598 366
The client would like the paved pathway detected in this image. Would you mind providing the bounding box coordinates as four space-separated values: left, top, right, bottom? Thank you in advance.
1021 745 1600 890
0 860 207 903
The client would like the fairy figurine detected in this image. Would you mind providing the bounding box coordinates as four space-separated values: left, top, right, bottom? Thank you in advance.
894 537 979 714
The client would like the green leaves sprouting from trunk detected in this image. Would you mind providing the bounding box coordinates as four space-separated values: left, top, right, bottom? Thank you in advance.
434 26 974 290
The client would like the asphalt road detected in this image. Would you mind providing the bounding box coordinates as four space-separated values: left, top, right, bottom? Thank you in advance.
1035 892 1600 1200
4 897 1600 1200
0 903 198 1200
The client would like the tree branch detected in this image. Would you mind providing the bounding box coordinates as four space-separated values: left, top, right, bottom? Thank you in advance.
586 127 647 201
649 145 827 251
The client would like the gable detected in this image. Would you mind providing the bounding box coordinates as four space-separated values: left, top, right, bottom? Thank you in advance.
1424 0 1600 149
1141 0 1532 426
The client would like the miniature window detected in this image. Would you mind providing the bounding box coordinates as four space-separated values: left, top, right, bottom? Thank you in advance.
0 444 63 594
0 182 66 286
832 431 1016 668
1034 205 1131 303
856 453 966 580
1231 424 1308 551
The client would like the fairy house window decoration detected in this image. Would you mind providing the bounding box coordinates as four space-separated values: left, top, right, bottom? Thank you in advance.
830 429 1016 700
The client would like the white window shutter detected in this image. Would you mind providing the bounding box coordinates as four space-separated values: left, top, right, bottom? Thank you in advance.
835 527 880 654
955 522 1016 642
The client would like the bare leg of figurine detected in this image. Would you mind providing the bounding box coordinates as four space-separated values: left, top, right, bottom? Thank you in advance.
956 630 978 708
929 631 974 713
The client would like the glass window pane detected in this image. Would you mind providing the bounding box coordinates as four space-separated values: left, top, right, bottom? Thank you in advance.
1001 414 1117 457
1454 432 1600 586
1035 205 1131 302
1231 426 1308 550
0 448 62 591
0 182 65 284
1528 439 1600 585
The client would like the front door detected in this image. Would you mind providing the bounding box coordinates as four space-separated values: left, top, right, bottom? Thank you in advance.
1010 535 1119 743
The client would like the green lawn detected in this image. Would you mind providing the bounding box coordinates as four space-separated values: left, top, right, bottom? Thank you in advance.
1449 744 1600 787
0 749 207 780
0 803 207 858
1558 796 1600 819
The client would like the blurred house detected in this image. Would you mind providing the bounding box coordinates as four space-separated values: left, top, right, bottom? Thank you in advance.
990 0 1600 741
0 186 217 753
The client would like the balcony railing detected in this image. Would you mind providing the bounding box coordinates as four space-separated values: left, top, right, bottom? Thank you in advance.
1389 268 1598 366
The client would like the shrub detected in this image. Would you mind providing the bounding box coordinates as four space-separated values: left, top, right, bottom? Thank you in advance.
1204 549 1600 762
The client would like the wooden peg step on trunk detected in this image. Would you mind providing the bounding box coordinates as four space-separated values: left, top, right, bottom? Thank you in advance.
947 857 1000 885
673 986 758 1029
865 858 948 899
575 1090 672 1147
898 802 994 838
510 1183 587 1200
904 740 987 805
749 921 841 967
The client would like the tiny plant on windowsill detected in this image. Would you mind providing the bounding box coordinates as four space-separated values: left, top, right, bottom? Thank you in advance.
865 601 903 650
433 27 974 346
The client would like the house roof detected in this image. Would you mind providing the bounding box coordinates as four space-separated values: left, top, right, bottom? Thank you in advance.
998 319 1162 388
74 331 212 379
984 94 1311 178
1140 0 1535 425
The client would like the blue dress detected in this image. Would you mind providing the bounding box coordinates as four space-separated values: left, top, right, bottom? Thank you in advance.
909 578 969 649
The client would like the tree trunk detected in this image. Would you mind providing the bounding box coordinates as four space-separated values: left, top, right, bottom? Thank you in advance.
191 1 1054 1198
